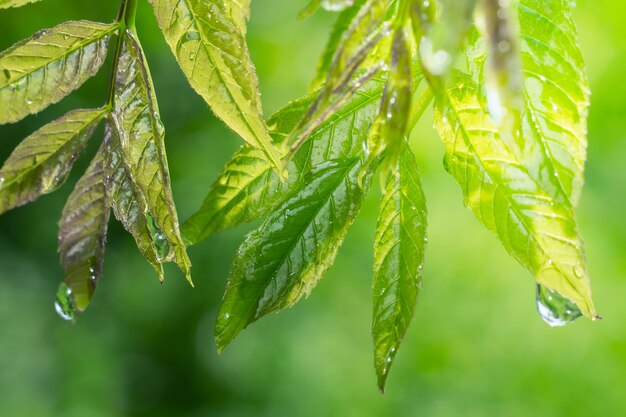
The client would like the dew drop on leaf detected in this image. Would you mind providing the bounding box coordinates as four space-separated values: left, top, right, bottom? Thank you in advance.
54 282 75 322
146 212 170 260
535 284 582 326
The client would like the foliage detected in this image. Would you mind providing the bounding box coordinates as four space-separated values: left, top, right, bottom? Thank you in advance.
0 0 599 391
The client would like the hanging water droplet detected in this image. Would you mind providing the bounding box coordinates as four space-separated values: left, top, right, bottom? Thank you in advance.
320 0 354 12
54 282 76 322
146 212 170 260
573 266 584 279
535 284 582 326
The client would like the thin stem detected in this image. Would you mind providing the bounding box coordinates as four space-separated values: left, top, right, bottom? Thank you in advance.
107 0 140 108
408 87 434 131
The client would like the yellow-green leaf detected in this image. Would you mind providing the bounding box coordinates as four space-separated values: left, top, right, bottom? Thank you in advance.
434 72 597 319
0 0 41 9
0 21 117 124
148 0 284 175
0 107 106 215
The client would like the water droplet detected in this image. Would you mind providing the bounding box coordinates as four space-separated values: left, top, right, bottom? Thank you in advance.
320 0 354 12
54 282 75 322
63 34 69 40
146 212 170 260
535 284 582 326
419 38 452 76
573 266 584 279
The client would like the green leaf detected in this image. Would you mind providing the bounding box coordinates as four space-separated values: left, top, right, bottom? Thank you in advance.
364 26 413 175
433 71 597 319
215 157 375 350
148 0 284 175
0 0 41 9
57 145 110 317
183 75 388 245
103 120 164 280
0 21 117 124
310 0 366 89
372 145 427 392
0 107 106 215
108 30 191 281
517 0 589 205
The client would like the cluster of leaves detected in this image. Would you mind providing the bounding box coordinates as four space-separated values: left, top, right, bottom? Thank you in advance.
0 0 599 391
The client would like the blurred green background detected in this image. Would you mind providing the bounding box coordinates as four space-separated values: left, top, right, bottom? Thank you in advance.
1 1 625 416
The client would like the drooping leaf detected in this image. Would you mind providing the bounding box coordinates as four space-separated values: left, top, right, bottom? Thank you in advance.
215 157 376 350
0 21 116 124
310 0 366 89
469 0 589 206
109 30 190 280
183 75 389 245
103 120 164 280
0 107 106 215
433 72 597 319
372 145 427 392
0 0 42 9
148 0 284 175
57 145 110 318
517 0 589 206
364 26 413 175
287 0 391 155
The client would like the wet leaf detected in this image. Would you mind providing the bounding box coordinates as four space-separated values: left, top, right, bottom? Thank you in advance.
58 145 110 316
183 75 388 245
108 30 191 281
215 157 376 351
148 0 284 175
0 107 106 215
103 120 163 280
434 72 596 319
372 145 427 392
310 0 366 89
364 26 413 175
517 0 589 205
0 0 41 9
0 20 116 124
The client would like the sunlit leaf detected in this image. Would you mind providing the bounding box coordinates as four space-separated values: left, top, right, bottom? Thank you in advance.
0 21 116 124
183 75 388 245
0 0 42 9
434 71 597 319
0 107 106 215
517 0 589 205
108 30 191 280
215 156 376 350
57 145 110 317
372 145 427 392
148 0 284 175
